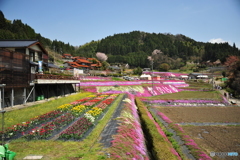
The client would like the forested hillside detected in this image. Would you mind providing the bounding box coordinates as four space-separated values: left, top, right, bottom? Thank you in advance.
0 11 76 56
76 31 240 69
1 10 240 70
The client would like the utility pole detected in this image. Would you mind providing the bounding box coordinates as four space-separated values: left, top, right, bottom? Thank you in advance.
0 84 6 110
1 110 6 144
151 59 154 96
211 69 214 90
53 46 55 64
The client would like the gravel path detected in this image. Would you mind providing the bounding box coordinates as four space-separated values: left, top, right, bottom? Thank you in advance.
99 94 127 148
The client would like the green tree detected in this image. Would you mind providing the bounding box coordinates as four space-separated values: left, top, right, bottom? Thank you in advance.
101 61 110 70
133 67 142 75
158 63 170 71
0 10 7 29
0 29 15 39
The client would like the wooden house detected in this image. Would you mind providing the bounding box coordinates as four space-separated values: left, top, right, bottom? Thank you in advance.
0 40 79 108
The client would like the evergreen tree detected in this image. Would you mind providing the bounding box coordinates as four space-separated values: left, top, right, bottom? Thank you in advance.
0 10 7 29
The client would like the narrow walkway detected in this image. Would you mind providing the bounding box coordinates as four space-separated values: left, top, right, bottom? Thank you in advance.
218 89 240 106
99 94 126 147
213 80 240 106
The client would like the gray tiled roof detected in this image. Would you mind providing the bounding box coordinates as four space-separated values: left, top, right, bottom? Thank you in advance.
0 40 38 48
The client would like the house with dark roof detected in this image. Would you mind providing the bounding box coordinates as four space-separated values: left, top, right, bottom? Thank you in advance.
0 40 48 60
0 40 79 108
0 40 49 82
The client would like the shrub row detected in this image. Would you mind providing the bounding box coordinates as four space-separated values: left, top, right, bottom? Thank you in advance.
135 97 180 160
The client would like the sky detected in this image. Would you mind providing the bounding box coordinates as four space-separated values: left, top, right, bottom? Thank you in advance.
0 0 240 49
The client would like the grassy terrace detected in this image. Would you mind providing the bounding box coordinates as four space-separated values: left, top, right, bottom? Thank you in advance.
181 80 213 90
144 90 223 101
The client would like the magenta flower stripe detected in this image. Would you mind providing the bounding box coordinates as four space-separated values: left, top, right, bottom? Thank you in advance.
109 94 149 159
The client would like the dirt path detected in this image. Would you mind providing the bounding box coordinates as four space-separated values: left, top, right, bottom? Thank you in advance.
99 94 127 148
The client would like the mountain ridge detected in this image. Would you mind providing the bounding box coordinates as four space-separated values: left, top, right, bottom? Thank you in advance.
1 10 240 69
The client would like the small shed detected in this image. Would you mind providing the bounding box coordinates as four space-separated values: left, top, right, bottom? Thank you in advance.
180 75 188 79
188 73 208 79
197 75 208 79
140 74 151 80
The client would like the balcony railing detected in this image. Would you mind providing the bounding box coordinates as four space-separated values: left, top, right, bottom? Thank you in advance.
35 74 79 80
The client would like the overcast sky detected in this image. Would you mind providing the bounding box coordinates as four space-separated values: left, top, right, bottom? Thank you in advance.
1 0 240 48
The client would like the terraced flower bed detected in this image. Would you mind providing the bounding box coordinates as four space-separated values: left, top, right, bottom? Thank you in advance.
4 77 238 159
107 94 149 159
1 94 119 141
59 116 93 140
147 105 240 160
82 84 181 97
23 112 75 140
182 125 240 159
142 97 229 106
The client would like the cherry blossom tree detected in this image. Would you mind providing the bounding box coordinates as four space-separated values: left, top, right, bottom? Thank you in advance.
96 52 108 62
152 49 162 55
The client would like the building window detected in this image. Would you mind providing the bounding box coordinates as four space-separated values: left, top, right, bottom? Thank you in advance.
31 66 36 73
38 52 42 61
30 51 34 61
15 49 25 54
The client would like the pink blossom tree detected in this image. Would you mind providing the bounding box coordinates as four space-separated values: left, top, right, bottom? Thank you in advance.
96 52 108 62
152 49 162 55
